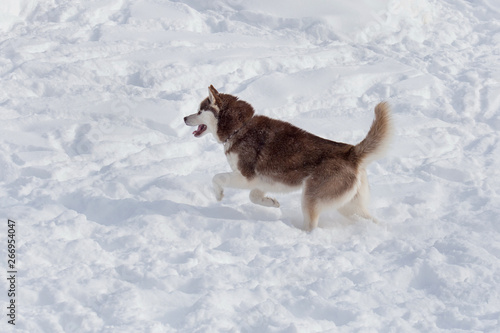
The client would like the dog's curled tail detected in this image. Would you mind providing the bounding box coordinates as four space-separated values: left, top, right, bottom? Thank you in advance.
353 102 393 167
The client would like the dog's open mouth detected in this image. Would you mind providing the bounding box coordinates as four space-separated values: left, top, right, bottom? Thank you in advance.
193 124 207 137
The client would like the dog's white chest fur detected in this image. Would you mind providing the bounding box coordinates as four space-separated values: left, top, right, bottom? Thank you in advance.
226 152 239 171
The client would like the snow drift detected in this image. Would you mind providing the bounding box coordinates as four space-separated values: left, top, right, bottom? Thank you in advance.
1 0 499 332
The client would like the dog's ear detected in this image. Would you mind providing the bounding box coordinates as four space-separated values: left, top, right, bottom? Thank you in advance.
208 85 221 105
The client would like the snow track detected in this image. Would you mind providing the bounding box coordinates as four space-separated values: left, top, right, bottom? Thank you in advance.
1 0 499 332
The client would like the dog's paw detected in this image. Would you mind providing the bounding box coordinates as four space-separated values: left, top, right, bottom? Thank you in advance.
212 174 226 201
249 189 279 208
214 186 224 201
263 197 280 208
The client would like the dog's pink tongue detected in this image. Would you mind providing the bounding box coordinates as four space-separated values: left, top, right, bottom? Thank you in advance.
193 124 206 136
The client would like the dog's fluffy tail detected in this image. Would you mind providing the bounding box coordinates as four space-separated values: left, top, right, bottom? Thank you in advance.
353 102 393 167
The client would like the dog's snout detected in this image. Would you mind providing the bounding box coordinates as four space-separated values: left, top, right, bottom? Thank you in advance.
184 116 188 124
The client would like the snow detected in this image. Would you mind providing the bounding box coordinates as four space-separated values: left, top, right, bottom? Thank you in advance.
1 0 500 332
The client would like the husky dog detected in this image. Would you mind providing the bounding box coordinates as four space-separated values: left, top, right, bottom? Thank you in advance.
184 85 392 230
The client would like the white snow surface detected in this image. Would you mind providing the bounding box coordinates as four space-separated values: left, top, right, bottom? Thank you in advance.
1 0 500 332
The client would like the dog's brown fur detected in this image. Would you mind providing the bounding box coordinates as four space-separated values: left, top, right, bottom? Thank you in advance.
184 85 392 230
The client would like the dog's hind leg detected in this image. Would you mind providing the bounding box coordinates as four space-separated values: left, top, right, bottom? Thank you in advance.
301 177 324 231
249 189 280 208
302 169 360 230
338 170 378 223
338 196 374 221
302 194 320 231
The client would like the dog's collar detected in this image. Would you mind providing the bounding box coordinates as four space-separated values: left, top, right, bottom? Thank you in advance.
223 118 252 144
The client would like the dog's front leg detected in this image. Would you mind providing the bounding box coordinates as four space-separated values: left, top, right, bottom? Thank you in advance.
212 173 227 201
212 171 252 201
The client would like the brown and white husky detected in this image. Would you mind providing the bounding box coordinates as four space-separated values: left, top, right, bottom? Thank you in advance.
184 85 392 231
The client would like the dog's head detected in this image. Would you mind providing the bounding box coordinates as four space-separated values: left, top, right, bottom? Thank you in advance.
184 85 254 143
